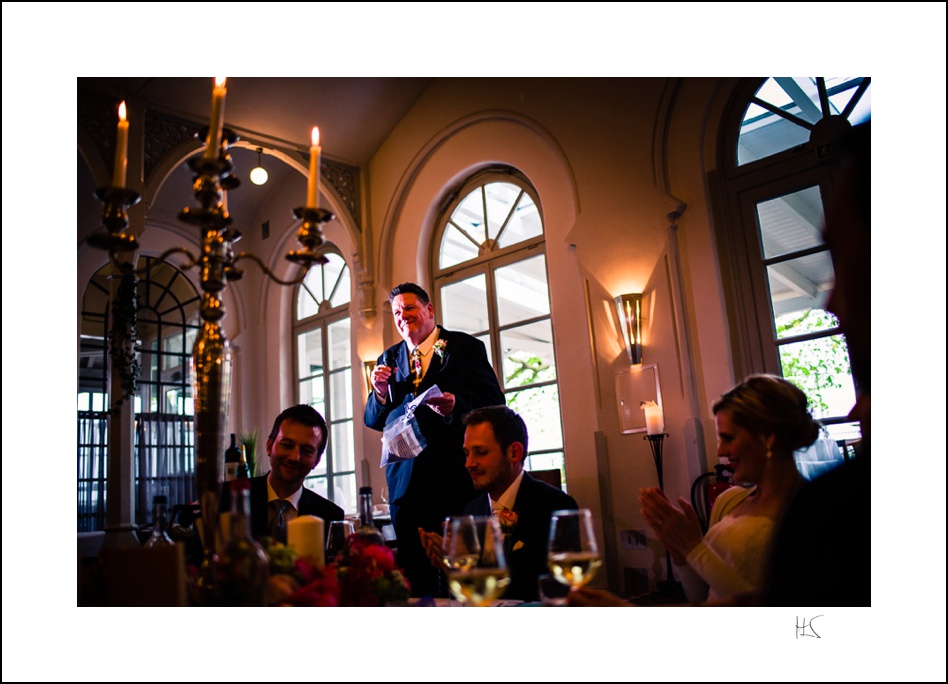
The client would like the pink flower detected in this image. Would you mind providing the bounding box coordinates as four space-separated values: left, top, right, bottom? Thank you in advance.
496 508 518 531
433 339 447 361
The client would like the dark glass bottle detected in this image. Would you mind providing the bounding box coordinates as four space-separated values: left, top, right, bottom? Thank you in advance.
356 486 385 545
224 433 240 482
218 479 269 606
143 495 175 548
236 444 250 480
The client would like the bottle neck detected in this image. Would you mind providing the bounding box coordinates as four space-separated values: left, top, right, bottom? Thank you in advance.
359 493 375 528
153 502 168 532
229 486 253 540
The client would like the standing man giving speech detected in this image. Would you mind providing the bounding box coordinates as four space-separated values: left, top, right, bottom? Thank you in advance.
364 283 504 597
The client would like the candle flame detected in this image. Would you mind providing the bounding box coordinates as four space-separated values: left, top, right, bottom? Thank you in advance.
215 76 227 88
118 100 127 122
311 126 320 147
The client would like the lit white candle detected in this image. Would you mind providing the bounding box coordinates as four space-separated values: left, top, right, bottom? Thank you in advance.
287 514 325 567
306 126 321 207
642 400 664 435
204 77 227 160
112 101 129 188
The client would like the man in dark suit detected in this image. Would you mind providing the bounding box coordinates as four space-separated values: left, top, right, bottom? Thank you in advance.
365 283 505 597
223 404 344 543
420 405 579 601
763 124 871 607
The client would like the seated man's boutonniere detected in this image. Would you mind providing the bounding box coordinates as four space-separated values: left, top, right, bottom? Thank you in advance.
433 338 447 362
496 507 518 532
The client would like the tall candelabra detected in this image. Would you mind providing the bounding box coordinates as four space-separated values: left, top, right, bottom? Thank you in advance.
88 125 331 603
643 432 684 601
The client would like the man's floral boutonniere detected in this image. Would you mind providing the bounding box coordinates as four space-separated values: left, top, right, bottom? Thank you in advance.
496 507 518 532
433 338 447 361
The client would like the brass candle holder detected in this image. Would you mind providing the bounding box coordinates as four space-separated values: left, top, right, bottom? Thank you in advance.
88 124 332 604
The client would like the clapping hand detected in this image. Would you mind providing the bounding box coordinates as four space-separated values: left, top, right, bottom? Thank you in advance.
638 487 703 564
419 527 446 569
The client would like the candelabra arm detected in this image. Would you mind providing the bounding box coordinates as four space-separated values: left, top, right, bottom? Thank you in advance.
232 252 310 286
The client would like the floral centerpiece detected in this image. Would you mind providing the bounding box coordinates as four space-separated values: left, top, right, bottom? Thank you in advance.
333 534 411 607
263 536 410 607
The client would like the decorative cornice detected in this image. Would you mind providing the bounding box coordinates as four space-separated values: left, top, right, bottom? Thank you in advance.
321 158 360 226
77 88 116 174
143 109 202 180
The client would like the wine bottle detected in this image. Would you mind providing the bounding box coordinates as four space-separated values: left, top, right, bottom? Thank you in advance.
218 479 269 606
224 433 240 482
356 486 384 545
143 494 175 548
236 443 250 480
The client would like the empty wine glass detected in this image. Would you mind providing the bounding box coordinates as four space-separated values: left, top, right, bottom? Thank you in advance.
326 520 355 564
548 508 602 589
444 515 510 606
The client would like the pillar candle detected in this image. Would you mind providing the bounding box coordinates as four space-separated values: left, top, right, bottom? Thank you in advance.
287 514 325 567
642 400 664 435
306 126 321 207
203 77 227 160
112 101 129 188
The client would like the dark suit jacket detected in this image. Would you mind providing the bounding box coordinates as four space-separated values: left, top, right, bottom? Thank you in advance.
765 453 870 606
221 475 345 544
464 472 579 601
364 326 505 508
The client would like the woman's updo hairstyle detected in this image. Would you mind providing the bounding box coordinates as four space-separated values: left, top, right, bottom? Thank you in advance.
712 374 821 454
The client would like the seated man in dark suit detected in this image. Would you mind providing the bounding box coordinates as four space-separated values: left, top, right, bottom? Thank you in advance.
222 404 344 544
420 405 579 601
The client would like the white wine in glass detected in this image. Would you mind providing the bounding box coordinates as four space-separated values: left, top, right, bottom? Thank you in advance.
548 508 602 589
444 515 510 606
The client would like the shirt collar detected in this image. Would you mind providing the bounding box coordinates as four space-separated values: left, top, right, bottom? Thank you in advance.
267 479 303 511
413 326 440 357
490 469 524 512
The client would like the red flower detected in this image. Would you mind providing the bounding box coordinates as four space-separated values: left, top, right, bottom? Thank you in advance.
264 533 410 607
496 508 518 531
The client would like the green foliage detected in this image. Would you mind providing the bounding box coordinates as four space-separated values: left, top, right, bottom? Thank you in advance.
776 308 851 414
238 429 259 477
504 353 551 389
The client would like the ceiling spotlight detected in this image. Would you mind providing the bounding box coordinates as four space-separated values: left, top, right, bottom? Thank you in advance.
249 147 268 186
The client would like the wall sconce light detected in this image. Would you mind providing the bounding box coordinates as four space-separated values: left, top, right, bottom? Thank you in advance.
363 360 377 396
249 147 268 186
615 293 643 365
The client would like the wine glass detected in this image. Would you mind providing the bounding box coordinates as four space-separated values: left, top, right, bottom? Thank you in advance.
326 520 355 564
547 508 602 589
444 515 510 606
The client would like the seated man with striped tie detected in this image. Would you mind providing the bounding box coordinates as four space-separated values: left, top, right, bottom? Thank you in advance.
222 404 344 545
419 405 579 601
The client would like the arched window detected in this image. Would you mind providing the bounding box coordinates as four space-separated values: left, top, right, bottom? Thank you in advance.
736 77 871 165
433 169 566 485
713 77 870 450
78 256 200 531
294 249 356 513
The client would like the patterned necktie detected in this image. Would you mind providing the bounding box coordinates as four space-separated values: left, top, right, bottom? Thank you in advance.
411 347 423 393
269 499 291 544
